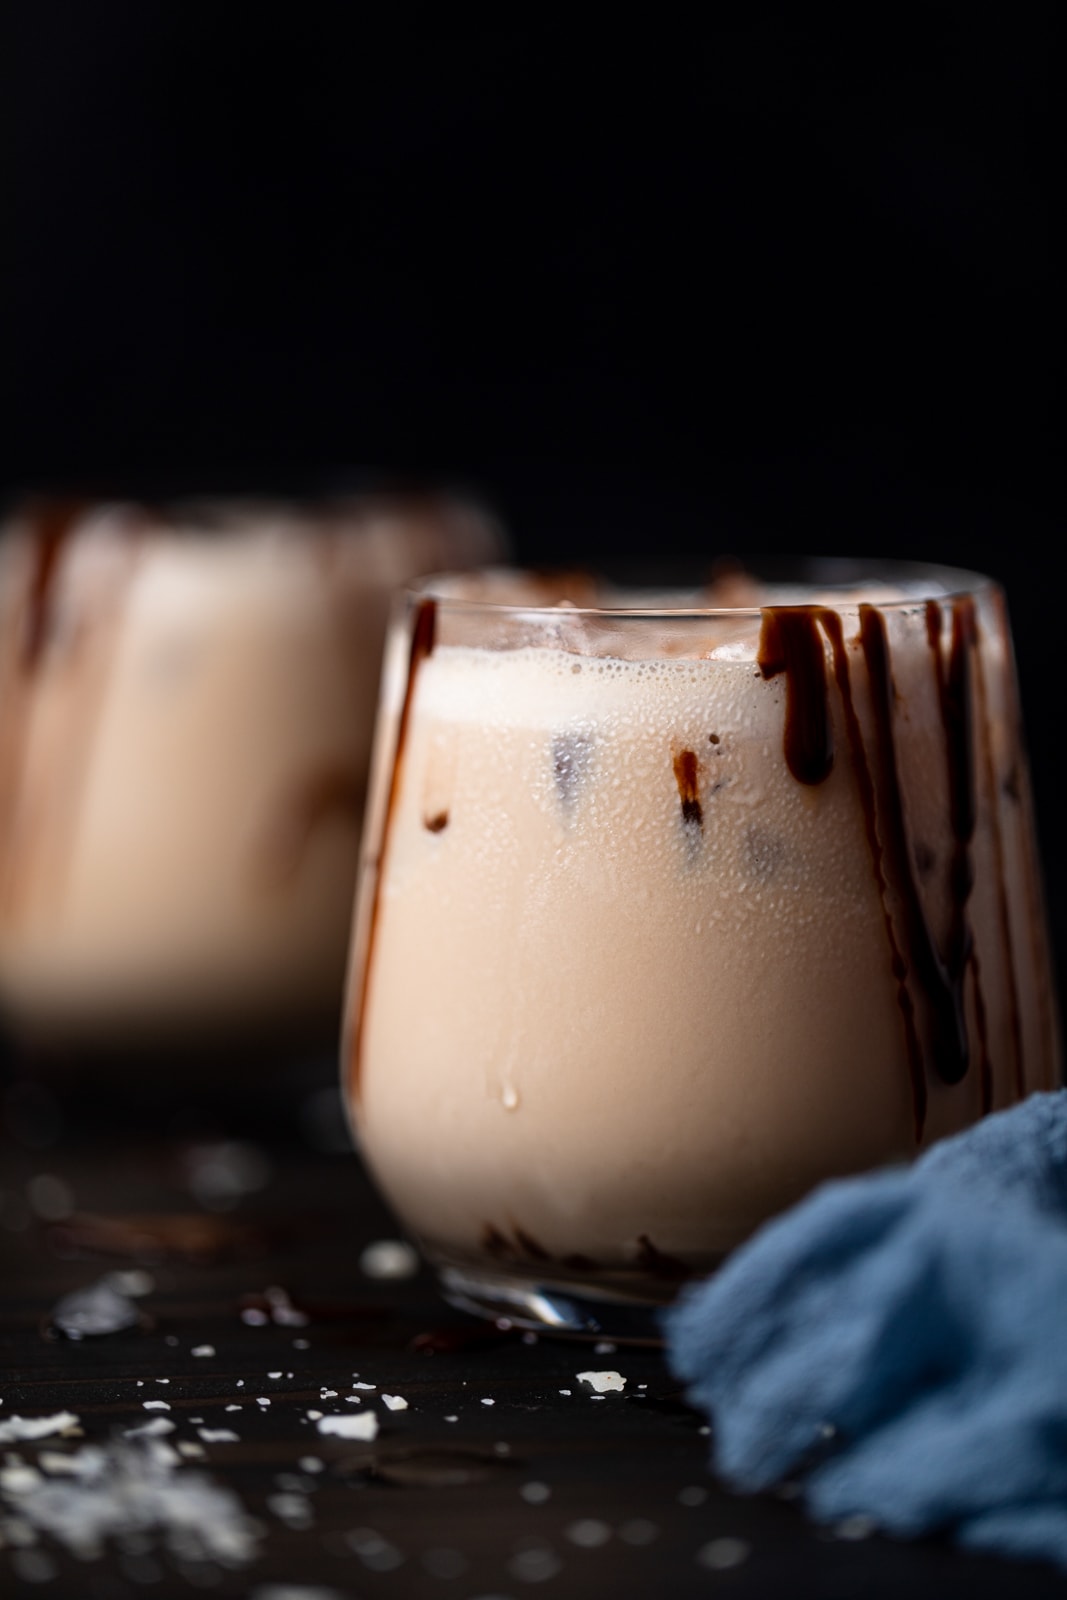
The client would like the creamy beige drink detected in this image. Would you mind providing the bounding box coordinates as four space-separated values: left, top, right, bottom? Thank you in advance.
0 493 499 1055
344 564 1060 1330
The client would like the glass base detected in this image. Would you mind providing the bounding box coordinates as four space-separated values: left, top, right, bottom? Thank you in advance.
436 1261 677 1345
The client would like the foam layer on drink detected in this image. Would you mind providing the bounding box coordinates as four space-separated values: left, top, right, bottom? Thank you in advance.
348 583 1060 1287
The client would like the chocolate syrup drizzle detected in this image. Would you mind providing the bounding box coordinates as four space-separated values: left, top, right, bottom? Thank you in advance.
349 598 437 1099
672 748 703 828
758 600 986 1140
21 501 84 670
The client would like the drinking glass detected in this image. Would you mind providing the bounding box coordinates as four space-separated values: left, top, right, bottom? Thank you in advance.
0 491 501 1073
342 560 1061 1340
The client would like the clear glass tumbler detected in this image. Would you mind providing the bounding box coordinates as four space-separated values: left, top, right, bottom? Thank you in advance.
342 560 1061 1341
0 491 500 1068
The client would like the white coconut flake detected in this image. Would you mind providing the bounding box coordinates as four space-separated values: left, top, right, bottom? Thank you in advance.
359 1239 420 1280
350 1381 376 1390
480 1398 495 1407
697 1537 751 1571
381 1395 408 1412
576 1370 626 1393
316 1413 378 1441
0 1413 80 1443
142 1401 171 1411
124 1419 175 1439
37 1453 94 1477
1 1464 43 1493
319 1389 338 1399
191 1345 215 1358
567 1518 612 1548
198 1429 240 1444
0 1437 262 1566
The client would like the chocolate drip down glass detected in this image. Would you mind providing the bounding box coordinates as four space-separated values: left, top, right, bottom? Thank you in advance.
341 561 1061 1340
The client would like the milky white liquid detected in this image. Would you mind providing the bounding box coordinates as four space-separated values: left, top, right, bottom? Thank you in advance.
348 595 1059 1289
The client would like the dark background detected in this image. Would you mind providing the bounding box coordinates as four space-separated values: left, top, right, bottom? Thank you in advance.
8 4 1063 986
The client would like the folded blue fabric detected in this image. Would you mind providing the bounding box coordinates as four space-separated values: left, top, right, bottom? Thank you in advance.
663 1090 1067 1572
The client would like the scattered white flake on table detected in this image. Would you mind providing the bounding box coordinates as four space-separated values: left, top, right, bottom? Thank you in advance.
1 1464 43 1493
306 1410 323 1420
444 1415 458 1423
697 1537 751 1571
297 1457 324 1473
351 1381 375 1390
38 1453 92 1475
268 1371 283 1379
198 1429 240 1444
520 1481 551 1504
225 1405 243 1412
576 1370 625 1393
191 1345 215 1358
359 1239 420 1279
508 1544 562 1583
108 1269 154 1297
319 1389 338 1398
0 1412 80 1443
567 1518 612 1547
316 1412 378 1441
381 1395 408 1411
594 1342 616 1354
619 1518 660 1545
0 1436 262 1566
142 1401 171 1411
480 1398 495 1406
256 1398 271 1406
124 1418 175 1438
177 1442 206 1459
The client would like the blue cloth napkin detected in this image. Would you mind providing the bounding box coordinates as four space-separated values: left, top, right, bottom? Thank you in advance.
663 1089 1067 1572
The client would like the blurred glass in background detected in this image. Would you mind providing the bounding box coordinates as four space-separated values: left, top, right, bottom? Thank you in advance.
0 490 503 1106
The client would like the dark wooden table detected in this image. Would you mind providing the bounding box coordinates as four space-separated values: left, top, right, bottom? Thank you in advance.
1 1055 1062 1600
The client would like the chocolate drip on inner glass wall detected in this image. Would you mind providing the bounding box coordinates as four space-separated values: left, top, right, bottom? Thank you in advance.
22 501 85 671
759 598 988 1139
349 598 437 1098
757 609 834 785
926 599 992 1109
817 608 928 1138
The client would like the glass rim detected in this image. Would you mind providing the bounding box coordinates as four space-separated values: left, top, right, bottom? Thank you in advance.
404 555 1000 621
